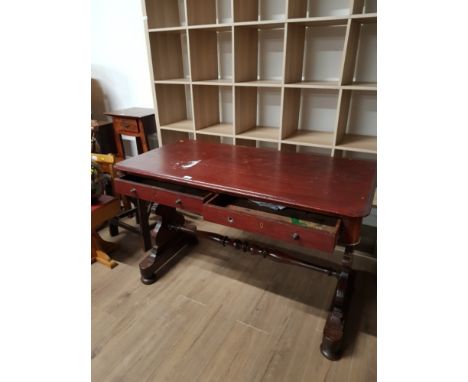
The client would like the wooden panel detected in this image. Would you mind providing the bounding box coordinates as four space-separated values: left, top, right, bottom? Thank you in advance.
353 22 377 84
196 134 221 143
235 87 257 133
334 89 352 144
234 27 258 82
186 0 217 25
234 0 258 22
150 32 184 80
288 0 308 19
196 123 233 136
337 134 376 153
284 24 306 83
160 120 194 132
155 84 188 126
189 29 219 81
236 126 279 141
192 85 220 130
352 0 365 14
340 19 361 84
281 88 301 138
235 138 256 147
146 0 182 29
115 140 377 218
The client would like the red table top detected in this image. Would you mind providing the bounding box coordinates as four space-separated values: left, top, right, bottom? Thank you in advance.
115 140 377 218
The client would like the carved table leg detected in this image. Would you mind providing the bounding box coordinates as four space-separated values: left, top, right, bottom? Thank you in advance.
320 246 354 360
136 198 152 251
139 205 197 285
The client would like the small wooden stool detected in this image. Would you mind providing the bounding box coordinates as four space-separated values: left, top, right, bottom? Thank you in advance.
91 195 120 268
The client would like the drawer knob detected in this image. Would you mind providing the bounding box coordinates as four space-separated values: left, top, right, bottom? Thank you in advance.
228 217 234 223
292 233 300 240
130 188 137 194
175 199 182 205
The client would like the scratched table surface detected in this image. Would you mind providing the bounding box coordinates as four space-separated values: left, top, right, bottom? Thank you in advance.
115 140 377 218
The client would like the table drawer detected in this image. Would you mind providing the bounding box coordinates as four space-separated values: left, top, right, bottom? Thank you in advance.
203 194 341 253
114 175 213 214
114 117 140 134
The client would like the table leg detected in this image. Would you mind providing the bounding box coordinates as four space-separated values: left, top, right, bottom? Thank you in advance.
139 205 197 285
136 198 152 252
320 246 354 360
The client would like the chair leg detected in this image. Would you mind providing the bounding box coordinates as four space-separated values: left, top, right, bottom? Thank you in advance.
91 231 118 269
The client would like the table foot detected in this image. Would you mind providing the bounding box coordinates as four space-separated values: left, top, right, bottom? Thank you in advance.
320 246 354 360
139 205 196 284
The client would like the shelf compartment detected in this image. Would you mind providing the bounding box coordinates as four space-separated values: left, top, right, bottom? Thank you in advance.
335 90 376 153
186 0 233 25
145 0 186 29
235 138 278 150
352 0 377 14
341 18 377 86
235 87 281 141
149 30 189 81
160 130 194 146
280 143 332 156
284 22 347 86
196 134 234 145
334 149 376 161
288 0 350 19
234 0 286 22
189 27 232 81
234 25 285 83
155 84 194 131
193 85 234 136
282 88 339 148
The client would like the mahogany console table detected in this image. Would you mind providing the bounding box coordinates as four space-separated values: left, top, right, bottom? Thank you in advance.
114 140 376 360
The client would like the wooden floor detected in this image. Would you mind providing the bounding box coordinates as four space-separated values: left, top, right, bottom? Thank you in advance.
92 217 376 382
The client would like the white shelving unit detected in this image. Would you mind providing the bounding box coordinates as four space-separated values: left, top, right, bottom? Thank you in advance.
143 0 377 157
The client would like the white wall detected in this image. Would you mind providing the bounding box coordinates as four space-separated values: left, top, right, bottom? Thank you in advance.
91 0 154 156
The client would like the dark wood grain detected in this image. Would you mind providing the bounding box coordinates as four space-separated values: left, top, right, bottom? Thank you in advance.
115 140 376 218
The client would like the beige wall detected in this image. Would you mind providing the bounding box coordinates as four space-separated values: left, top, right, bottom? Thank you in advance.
91 0 154 155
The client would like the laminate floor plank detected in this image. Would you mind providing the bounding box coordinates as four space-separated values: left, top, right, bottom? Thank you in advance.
92 219 376 382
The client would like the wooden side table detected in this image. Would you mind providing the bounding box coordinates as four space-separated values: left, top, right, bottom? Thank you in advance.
104 107 156 159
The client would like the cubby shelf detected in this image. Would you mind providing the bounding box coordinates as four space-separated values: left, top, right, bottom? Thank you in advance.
236 127 279 142
160 120 194 132
336 134 377 153
196 123 233 137
144 0 377 158
146 0 187 29
234 24 285 84
149 30 189 81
